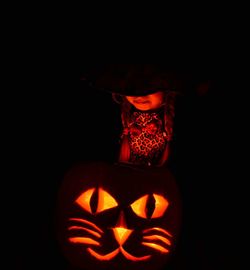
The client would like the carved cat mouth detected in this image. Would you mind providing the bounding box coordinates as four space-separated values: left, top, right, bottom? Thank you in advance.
68 218 172 261
87 246 151 261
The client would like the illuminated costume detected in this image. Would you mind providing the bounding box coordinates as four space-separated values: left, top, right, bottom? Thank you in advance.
87 64 179 166
123 108 168 166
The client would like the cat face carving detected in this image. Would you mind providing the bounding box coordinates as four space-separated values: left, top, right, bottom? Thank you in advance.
56 162 182 270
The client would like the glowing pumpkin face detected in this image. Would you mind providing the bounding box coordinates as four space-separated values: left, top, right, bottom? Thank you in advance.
56 162 182 270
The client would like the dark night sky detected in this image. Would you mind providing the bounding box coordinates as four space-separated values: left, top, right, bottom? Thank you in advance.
13 63 242 269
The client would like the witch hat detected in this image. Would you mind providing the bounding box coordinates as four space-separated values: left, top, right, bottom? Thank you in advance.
81 64 188 96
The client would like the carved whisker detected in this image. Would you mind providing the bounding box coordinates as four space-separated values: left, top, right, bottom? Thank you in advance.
68 226 102 238
142 242 169 253
143 227 172 238
68 237 100 246
69 218 104 233
143 235 171 246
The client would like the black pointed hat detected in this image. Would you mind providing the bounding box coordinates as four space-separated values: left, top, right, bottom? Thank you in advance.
82 64 186 96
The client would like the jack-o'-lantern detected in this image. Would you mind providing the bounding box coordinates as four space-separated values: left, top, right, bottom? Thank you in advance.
56 162 182 270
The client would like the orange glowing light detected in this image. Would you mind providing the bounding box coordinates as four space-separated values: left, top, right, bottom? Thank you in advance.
151 194 169 218
87 247 120 261
69 218 104 233
130 195 148 218
142 242 169 253
143 235 171 246
68 226 102 238
143 227 172 237
120 246 151 261
112 211 133 245
75 188 95 213
87 247 151 261
96 188 118 213
113 227 133 245
68 237 100 246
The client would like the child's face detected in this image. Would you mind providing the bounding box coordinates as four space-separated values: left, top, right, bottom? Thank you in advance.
125 91 165 111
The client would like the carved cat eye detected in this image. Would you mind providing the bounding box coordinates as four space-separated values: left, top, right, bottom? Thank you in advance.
76 188 118 214
151 194 169 218
130 194 169 219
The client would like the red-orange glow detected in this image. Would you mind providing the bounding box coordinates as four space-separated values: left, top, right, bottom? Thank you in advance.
142 242 169 253
113 227 133 245
120 246 151 261
87 247 151 261
96 188 118 213
116 211 126 227
87 247 120 261
143 235 171 246
112 211 133 245
68 237 100 246
151 194 169 218
69 218 104 233
143 227 172 237
68 226 102 238
75 188 95 213
130 195 148 218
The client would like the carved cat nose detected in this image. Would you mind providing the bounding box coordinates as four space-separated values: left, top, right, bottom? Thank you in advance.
112 211 133 246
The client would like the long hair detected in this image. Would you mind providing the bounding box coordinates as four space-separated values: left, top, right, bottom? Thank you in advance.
112 91 177 166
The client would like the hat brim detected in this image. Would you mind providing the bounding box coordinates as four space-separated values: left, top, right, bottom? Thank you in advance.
82 64 184 96
93 87 171 96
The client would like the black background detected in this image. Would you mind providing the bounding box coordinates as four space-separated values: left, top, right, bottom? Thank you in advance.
12 62 241 269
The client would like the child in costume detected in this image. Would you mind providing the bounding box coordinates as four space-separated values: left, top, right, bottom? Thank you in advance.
113 90 176 166
92 64 179 167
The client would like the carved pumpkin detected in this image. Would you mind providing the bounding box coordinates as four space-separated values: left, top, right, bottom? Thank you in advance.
56 162 182 270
